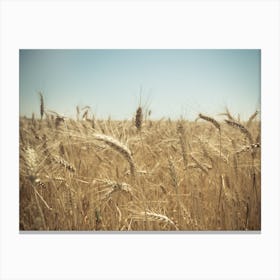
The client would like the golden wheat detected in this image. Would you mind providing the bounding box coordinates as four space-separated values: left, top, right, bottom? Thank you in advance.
19 109 261 231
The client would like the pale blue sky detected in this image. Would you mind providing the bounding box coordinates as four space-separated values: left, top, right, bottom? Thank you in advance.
19 49 261 120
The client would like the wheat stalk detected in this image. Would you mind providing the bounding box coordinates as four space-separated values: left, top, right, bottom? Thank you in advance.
76 106 80 121
52 155 76 173
96 179 133 200
39 92 44 120
23 147 45 187
198 138 228 164
135 107 143 131
247 110 259 128
236 143 260 155
93 133 136 177
177 122 188 171
219 107 236 121
225 120 253 144
82 109 89 121
198 113 220 130
190 154 209 174
132 210 179 230
168 156 179 189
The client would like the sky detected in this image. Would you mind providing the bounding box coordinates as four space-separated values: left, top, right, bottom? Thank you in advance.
19 49 261 120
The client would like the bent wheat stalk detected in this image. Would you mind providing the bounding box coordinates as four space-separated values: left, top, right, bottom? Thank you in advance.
52 155 76 173
198 114 222 166
93 133 136 177
225 120 253 144
132 210 179 230
198 113 220 131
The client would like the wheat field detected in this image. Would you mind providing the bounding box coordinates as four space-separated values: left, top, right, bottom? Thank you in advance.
19 104 261 231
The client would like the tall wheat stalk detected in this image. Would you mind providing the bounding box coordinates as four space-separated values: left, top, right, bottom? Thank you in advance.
177 122 188 171
39 92 44 120
198 113 222 169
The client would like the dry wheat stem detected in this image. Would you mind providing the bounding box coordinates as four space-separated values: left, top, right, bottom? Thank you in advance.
33 187 53 210
177 122 188 171
32 186 47 229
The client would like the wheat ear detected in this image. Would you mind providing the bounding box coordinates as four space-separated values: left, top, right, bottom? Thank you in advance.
168 156 179 189
93 133 136 177
52 155 76 173
39 92 44 120
24 147 45 187
236 143 260 155
96 179 133 200
198 113 220 130
225 120 253 144
135 107 143 131
132 210 179 230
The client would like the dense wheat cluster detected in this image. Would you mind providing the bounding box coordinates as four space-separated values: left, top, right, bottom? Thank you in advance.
20 106 261 231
